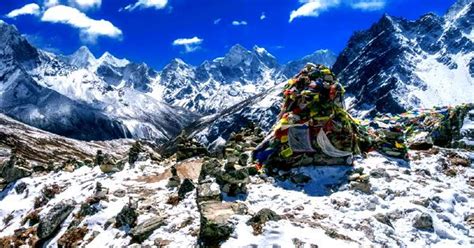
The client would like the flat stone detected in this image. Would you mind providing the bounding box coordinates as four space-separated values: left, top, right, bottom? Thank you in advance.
197 182 221 202
131 216 166 243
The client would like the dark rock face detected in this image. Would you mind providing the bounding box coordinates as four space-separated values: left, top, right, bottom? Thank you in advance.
37 202 74 240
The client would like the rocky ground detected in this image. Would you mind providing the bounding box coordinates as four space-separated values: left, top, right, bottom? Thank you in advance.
0 122 472 248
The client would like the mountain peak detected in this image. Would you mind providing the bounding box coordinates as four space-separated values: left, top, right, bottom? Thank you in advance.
70 46 96 68
98 51 129 67
229 44 248 52
75 46 94 56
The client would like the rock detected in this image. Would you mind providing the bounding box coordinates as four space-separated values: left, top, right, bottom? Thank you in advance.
370 168 389 178
100 159 124 173
374 213 393 228
0 178 8 191
115 203 138 228
408 132 433 150
465 213 474 228
113 189 127 198
199 201 240 247
14 182 27 194
178 178 195 200
247 166 258 176
358 174 370 183
1 154 32 183
57 226 88 247
78 202 99 217
128 141 144 165
224 161 236 172
167 166 181 188
154 238 172 247
290 173 311 184
167 176 181 188
37 202 75 240
350 181 372 194
199 159 222 181
197 181 221 202
94 150 105 166
219 169 250 196
348 173 361 181
246 208 281 226
63 163 75 172
238 153 250 166
131 216 166 243
413 213 433 231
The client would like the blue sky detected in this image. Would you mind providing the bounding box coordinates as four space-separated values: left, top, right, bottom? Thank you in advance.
1 0 456 69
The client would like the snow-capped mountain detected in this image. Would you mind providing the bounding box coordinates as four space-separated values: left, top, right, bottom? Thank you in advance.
333 0 473 116
156 45 287 114
0 21 198 142
282 49 338 78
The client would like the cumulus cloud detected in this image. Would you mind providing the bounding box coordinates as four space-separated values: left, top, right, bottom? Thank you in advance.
41 5 122 42
6 3 41 18
351 0 385 10
123 0 168 11
232 20 248 26
260 12 266 20
289 0 386 22
172 36 203 53
69 0 102 9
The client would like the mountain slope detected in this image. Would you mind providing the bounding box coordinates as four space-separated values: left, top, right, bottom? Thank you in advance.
0 21 197 142
333 0 473 116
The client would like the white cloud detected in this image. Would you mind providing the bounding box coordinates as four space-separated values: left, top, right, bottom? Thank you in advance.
351 0 385 10
289 0 340 22
6 3 41 18
172 36 203 53
124 0 168 11
260 12 266 20
69 0 102 9
41 5 122 42
214 18 221 24
232 20 248 26
289 0 386 22
44 0 60 8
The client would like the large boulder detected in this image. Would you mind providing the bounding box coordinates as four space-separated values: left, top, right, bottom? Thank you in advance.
1 154 32 183
37 202 75 240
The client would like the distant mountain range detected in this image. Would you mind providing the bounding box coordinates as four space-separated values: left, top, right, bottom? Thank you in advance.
0 19 336 142
0 0 472 145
